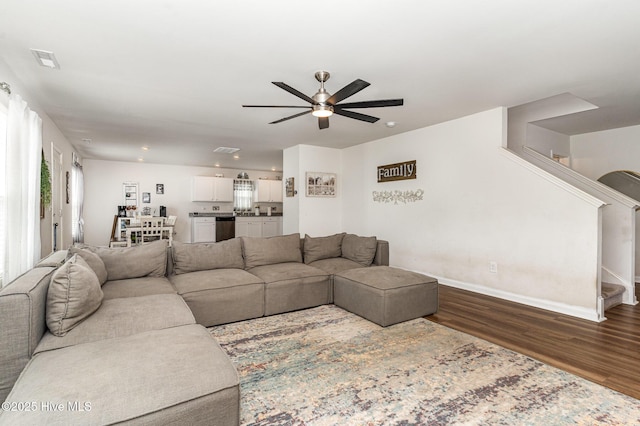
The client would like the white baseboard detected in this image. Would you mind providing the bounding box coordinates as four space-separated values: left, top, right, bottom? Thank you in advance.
437 276 604 322
394 266 605 322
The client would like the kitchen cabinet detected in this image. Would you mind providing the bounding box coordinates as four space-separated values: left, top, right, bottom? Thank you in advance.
191 217 216 242
235 217 263 238
191 177 234 202
262 217 282 238
254 180 283 203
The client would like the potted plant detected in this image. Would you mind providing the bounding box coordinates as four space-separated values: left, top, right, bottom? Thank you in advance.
40 153 51 218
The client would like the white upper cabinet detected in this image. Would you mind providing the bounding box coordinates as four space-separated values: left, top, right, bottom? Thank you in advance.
254 180 283 203
191 177 234 202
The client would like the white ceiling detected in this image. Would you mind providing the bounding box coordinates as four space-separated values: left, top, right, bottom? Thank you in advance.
1 0 639 171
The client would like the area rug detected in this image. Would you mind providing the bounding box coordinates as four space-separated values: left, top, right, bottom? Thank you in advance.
209 305 640 425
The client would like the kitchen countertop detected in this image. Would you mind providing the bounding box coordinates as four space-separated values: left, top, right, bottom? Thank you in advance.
189 212 283 217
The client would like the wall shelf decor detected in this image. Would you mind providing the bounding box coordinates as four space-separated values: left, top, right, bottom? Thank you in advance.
306 172 336 197
372 189 424 204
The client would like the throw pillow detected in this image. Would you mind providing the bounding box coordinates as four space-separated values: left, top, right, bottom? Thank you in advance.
341 234 378 266
172 239 245 274
303 233 346 264
46 254 104 337
242 233 302 269
78 240 168 281
69 246 108 285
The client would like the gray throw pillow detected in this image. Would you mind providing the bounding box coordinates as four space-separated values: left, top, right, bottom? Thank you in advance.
46 254 104 337
172 239 245 274
303 233 345 264
341 234 378 266
69 246 108 285
242 233 302 269
78 240 168 281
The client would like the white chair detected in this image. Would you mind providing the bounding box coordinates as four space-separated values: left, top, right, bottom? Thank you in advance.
139 216 165 244
165 215 177 226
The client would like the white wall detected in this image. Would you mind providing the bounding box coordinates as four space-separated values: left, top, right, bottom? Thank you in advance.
571 124 640 180
0 58 76 258
83 160 281 246
282 145 342 237
571 124 640 282
526 124 570 159
340 108 603 320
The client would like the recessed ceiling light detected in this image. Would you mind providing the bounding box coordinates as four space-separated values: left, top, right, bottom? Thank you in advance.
138 157 144 162
214 147 240 154
271 167 276 171
385 121 396 128
233 155 240 159
214 163 220 167
141 146 149 151
30 49 60 69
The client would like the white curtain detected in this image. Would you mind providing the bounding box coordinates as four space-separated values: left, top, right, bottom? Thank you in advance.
1 95 42 286
71 155 84 243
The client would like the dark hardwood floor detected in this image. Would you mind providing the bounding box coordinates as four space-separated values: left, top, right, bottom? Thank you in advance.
426 284 640 399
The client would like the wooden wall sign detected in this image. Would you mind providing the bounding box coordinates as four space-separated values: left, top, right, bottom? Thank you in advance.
377 160 417 183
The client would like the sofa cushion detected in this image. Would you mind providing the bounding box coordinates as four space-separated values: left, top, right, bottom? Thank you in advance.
242 233 302 269
46 254 104 337
303 233 345 264
308 257 365 275
69 246 108 285
77 240 168 281
249 263 331 316
1 325 240 426
172 239 244 274
101 276 177 300
341 234 378 266
170 269 265 326
36 294 195 354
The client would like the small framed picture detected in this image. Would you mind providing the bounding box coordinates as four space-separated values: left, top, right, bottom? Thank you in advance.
306 172 336 197
156 184 164 195
142 192 151 203
285 177 295 197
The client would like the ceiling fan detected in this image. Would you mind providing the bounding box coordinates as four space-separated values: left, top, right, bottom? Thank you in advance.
242 71 404 129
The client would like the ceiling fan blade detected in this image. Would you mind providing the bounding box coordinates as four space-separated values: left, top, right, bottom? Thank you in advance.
318 117 329 129
336 98 404 109
243 105 310 108
269 110 311 124
272 82 316 104
326 79 370 105
333 108 379 123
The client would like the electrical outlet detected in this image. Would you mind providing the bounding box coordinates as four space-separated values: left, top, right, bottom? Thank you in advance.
489 261 498 273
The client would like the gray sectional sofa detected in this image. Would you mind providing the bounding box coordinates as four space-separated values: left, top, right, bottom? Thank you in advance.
0 232 389 425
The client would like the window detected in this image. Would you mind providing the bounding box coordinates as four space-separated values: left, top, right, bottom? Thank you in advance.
0 103 7 285
234 179 254 212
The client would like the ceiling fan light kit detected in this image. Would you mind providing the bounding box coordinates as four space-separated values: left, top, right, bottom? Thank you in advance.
243 71 403 129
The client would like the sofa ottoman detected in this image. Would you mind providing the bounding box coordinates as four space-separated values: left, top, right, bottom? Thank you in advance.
333 266 438 327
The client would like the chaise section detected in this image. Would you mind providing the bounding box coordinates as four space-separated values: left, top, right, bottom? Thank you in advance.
35 294 195 353
0 325 239 426
170 269 265 326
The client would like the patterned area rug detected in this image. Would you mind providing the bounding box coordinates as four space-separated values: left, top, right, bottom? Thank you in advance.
209 305 640 425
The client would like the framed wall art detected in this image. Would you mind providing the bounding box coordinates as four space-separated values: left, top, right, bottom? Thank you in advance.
285 177 296 197
306 172 336 197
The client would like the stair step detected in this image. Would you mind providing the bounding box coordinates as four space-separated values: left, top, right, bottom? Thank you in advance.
602 282 626 310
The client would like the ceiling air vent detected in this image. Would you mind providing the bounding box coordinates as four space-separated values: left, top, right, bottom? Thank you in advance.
213 147 240 154
31 49 60 69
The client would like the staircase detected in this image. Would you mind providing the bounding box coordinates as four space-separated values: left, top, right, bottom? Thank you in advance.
602 282 626 311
